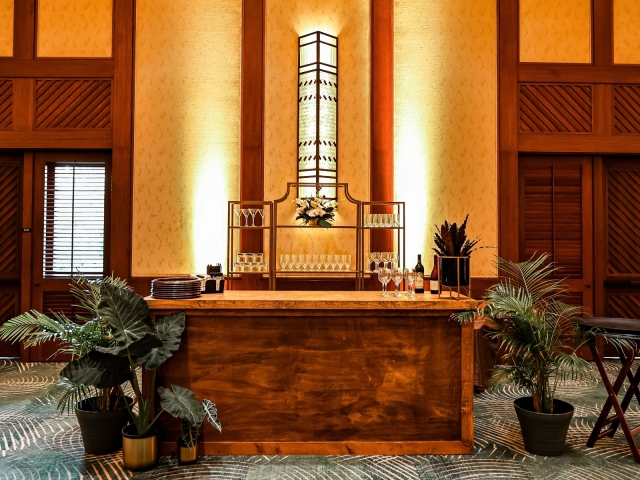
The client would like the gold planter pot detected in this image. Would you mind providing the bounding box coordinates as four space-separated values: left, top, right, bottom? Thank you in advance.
122 425 158 471
177 440 198 465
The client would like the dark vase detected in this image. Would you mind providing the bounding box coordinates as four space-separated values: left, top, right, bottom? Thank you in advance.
440 257 470 287
75 396 132 455
514 396 574 456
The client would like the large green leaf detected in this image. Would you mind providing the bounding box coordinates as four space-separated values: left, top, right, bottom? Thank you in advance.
202 399 221 432
96 333 162 357
158 384 204 427
98 283 152 349
61 351 133 388
136 312 185 370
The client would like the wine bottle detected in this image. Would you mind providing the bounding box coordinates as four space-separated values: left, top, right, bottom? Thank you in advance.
415 254 425 294
430 255 439 294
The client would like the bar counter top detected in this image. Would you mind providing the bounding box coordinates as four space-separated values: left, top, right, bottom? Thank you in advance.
145 290 477 311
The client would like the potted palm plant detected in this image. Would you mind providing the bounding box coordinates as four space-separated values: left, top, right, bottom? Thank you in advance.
61 282 187 471
0 276 134 455
432 215 481 287
158 384 222 465
453 254 627 456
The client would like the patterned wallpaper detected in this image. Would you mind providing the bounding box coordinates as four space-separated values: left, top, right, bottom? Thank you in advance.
132 0 241 275
614 0 640 64
264 0 370 259
395 0 498 277
0 0 12 57
519 0 591 63
37 0 112 57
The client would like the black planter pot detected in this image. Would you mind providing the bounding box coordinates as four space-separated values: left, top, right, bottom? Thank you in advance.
440 257 470 287
514 396 574 456
75 396 132 455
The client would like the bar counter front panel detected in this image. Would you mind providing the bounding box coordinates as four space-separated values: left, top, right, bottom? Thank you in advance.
145 291 476 455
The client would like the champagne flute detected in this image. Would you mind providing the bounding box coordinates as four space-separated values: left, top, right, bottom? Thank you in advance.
345 254 352 271
378 267 390 297
303 254 310 271
322 254 330 271
286 254 293 271
338 255 345 270
404 268 415 298
280 254 286 271
234 208 242 226
294 254 301 270
392 268 404 297
312 254 319 270
330 254 337 271
372 252 381 272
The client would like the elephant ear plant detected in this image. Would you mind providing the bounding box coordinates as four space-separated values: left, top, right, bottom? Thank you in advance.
61 282 186 436
159 384 222 448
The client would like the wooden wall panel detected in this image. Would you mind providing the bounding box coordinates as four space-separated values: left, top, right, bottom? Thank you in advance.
613 85 640 134
0 292 19 357
606 293 640 318
0 161 20 278
34 79 112 129
606 169 640 274
519 84 592 133
0 79 12 129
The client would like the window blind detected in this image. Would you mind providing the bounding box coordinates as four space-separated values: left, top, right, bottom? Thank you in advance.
43 163 106 278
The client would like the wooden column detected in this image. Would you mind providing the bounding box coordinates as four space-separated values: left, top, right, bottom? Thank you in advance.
370 0 394 253
239 0 265 289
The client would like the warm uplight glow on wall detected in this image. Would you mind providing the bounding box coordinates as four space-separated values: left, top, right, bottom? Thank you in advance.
395 0 497 276
614 0 640 64
0 0 13 57
37 0 113 57
133 0 241 275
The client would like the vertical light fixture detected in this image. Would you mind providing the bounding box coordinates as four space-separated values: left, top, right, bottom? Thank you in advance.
297 32 338 199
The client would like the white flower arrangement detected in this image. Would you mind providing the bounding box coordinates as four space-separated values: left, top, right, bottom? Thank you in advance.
293 196 338 227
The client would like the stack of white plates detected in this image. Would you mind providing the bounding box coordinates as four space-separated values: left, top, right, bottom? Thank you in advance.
151 277 202 299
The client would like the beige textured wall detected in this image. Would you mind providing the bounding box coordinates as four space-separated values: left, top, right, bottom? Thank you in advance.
614 0 640 64
395 0 497 276
132 0 241 275
519 0 591 63
0 0 12 57
37 0 112 57
264 0 370 261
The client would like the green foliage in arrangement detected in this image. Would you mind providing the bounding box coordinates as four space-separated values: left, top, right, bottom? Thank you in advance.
432 214 482 257
158 384 222 448
452 254 630 414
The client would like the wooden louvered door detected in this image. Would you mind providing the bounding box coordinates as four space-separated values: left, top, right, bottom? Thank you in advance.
0 154 22 358
519 156 594 312
597 158 640 330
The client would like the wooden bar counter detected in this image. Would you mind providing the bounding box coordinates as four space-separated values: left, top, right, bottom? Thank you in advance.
145 291 477 456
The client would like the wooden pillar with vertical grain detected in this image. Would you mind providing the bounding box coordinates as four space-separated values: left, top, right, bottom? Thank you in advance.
370 0 394 254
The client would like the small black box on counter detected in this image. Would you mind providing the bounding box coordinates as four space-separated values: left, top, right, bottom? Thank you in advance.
204 264 224 293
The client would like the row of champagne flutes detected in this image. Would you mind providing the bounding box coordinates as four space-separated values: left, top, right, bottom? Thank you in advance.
364 213 399 227
365 252 398 272
279 254 352 271
377 267 422 298
233 208 266 227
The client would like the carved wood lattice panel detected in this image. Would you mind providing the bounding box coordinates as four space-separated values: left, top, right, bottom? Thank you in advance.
519 84 592 133
0 163 20 276
35 79 112 129
613 86 640 134
607 293 640 319
607 170 640 275
0 293 18 357
0 79 12 129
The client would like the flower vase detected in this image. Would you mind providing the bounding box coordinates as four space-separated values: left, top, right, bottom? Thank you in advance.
308 218 319 226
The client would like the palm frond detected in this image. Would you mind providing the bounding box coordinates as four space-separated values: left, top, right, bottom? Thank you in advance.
0 310 74 347
46 378 96 415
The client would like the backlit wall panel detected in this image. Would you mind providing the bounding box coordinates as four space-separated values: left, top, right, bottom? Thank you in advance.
37 0 112 57
132 0 241 275
0 0 12 57
614 0 640 64
395 0 497 276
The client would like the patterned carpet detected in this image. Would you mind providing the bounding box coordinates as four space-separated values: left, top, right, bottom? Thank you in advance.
1 359 640 479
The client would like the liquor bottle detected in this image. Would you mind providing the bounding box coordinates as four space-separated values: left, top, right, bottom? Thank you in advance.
415 254 425 294
430 255 439 294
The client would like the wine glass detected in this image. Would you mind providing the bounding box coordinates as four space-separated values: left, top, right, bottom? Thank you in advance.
258 209 265 226
389 252 398 269
241 209 250 227
381 252 390 269
234 208 242 226
378 267 390 297
345 254 352 271
372 252 381 272
330 254 337 271
338 254 346 271
404 268 415 298
392 268 404 297
286 254 293 271
322 254 330 271
280 254 286 271
249 209 257 227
